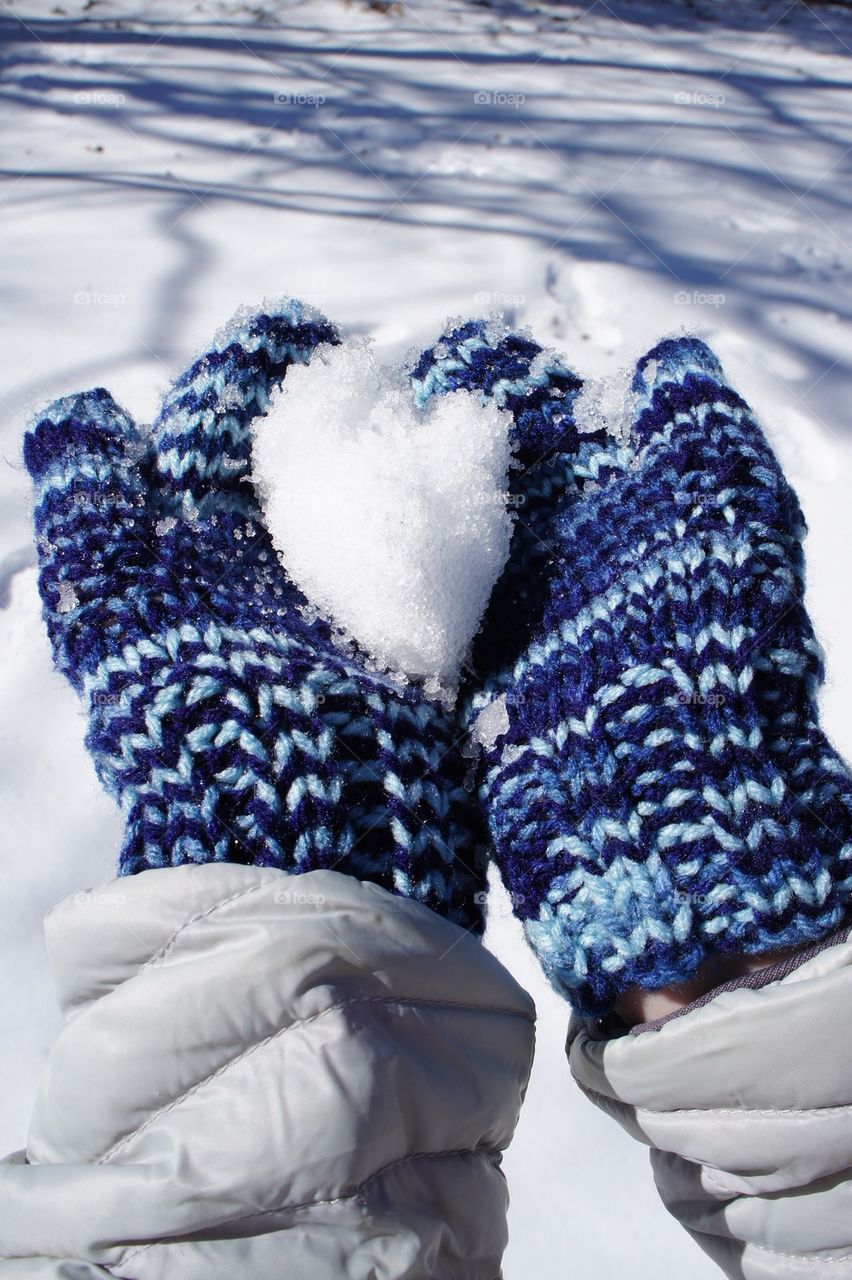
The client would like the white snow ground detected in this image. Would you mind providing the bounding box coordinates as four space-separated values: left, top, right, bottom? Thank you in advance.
2 0 852 1274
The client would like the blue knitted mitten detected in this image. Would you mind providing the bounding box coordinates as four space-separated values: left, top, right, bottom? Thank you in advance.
24 299 484 931
444 333 852 1015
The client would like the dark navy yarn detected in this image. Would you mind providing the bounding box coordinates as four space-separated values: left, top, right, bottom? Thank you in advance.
417 326 852 1016
412 319 616 710
501 337 852 1014
24 299 484 932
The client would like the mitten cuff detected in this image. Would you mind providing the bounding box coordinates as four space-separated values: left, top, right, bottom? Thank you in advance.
522 842 852 1019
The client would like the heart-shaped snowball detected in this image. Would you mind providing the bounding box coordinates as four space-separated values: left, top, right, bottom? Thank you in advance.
252 340 512 687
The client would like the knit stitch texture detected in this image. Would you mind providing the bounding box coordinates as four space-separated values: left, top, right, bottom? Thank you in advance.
419 328 852 1015
412 319 612 713
24 300 484 932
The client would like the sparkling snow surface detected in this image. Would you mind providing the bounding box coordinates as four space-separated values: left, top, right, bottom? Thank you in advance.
254 339 512 685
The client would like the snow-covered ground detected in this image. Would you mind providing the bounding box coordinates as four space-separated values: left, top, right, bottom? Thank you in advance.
2 0 852 1273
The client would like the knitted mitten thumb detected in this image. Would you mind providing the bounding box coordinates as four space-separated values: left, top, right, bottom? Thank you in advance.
411 317 619 714
480 337 852 1017
23 388 151 692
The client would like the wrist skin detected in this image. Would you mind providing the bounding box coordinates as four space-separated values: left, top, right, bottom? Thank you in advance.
614 944 808 1027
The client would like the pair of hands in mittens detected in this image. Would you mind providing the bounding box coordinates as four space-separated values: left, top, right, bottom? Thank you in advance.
27 302 851 1017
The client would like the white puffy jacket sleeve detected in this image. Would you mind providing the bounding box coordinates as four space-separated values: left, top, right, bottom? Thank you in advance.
0 863 535 1280
568 925 852 1279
